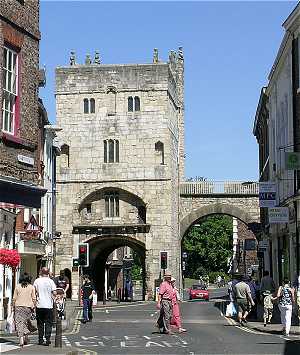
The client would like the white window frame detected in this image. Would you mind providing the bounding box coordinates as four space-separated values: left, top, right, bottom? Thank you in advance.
2 46 18 134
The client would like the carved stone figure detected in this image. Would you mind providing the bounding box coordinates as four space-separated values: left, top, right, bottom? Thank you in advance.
70 51 76 66
94 50 101 64
85 54 92 65
178 46 184 60
153 48 159 63
169 50 176 64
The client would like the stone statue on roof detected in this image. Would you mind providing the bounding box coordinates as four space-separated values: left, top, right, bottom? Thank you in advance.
153 48 159 63
70 51 76 66
94 50 101 64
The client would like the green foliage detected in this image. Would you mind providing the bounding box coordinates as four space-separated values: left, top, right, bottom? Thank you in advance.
130 251 143 280
182 215 233 279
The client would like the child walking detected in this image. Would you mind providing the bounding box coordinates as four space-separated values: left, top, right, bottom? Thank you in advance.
263 290 276 327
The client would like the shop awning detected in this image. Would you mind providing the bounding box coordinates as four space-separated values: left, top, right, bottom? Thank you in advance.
0 177 47 208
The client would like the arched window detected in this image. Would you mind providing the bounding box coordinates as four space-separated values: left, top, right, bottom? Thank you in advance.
104 139 119 163
155 141 164 165
134 96 140 111
108 139 114 162
105 191 119 217
90 98 95 113
61 144 70 168
83 98 89 113
104 140 107 163
128 97 133 112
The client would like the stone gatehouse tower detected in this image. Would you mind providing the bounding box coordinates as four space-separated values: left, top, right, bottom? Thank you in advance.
55 48 184 300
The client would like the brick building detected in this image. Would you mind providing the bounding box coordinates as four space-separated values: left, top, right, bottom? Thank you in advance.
0 0 46 206
0 0 56 322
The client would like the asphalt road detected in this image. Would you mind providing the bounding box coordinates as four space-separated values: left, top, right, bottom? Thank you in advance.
62 288 300 354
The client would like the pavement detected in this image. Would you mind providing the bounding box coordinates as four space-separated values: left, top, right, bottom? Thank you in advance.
215 291 300 336
1 291 300 354
60 289 300 354
0 300 148 354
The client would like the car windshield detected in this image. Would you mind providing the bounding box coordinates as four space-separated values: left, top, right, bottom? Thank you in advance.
192 284 206 290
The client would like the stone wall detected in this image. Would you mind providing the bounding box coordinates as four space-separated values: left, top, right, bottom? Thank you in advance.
55 52 184 298
180 196 260 238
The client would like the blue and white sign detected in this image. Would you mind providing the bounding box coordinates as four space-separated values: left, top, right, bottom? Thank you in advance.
259 182 277 208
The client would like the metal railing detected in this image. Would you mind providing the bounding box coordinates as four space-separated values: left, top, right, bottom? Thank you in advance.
180 181 259 196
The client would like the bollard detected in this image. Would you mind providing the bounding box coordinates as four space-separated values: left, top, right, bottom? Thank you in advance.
55 317 62 348
117 288 121 303
103 290 106 305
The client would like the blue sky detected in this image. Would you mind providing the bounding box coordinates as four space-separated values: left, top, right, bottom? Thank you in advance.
39 1 297 181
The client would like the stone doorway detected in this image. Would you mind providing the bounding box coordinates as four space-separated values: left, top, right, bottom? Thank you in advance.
83 235 146 302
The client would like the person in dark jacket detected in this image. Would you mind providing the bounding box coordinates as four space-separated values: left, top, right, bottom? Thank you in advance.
81 275 95 323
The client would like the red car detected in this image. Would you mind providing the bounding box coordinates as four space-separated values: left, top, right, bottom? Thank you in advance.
189 284 209 301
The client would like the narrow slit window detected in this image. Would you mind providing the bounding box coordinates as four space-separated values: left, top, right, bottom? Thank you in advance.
155 141 164 165
84 98 89 113
104 139 119 163
115 140 119 162
105 191 119 217
128 97 133 112
90 98 95 113
134 96 140 111
104 140 107 163
108 139 114 162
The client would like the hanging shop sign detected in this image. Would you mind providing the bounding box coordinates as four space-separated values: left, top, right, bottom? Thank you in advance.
285 152 300 170
259 182 277 207
268 207 289 224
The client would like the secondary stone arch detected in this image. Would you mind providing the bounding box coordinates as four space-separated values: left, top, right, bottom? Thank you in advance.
74 183 147 211
180 203 257 238
73 184 148 224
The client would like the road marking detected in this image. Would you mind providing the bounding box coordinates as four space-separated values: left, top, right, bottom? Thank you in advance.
65 334 189 350
62 335 72 347
221 309 293 338
64 309 82 335
93 301 148 311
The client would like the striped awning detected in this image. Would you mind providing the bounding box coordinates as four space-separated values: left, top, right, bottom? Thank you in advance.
0 202 24 209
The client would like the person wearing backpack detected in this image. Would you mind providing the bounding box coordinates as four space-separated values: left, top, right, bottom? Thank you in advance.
276 278 295 336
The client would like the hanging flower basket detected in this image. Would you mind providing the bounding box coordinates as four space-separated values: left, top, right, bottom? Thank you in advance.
0 249 21 268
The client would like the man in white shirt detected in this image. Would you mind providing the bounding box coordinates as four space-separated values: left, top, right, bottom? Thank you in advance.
33 267 56 346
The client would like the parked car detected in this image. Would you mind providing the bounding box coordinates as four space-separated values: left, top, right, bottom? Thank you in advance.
189 284 209 301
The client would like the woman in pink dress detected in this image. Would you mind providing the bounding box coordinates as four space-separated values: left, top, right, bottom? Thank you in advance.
171 278 186 333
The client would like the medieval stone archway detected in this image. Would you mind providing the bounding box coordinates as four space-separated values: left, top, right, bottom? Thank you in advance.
180 203 259 239
180 203 260 277
83 235 146 301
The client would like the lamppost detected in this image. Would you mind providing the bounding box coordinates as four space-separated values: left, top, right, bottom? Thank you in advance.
52 232 61 277
182 252 187 292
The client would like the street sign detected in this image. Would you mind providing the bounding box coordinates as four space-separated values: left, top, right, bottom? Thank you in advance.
259 182 276 207
285 152 300 170
244 239 256 251
268 207 289 223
